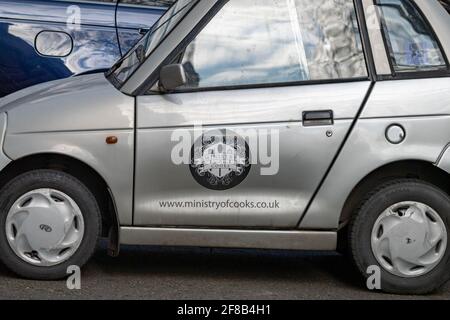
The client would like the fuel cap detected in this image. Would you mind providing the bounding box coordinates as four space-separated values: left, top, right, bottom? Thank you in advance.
386 124 406 144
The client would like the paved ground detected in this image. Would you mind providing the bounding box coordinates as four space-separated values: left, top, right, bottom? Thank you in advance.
0 242 449 300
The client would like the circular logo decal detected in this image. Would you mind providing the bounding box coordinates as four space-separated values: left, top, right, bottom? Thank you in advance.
190 130 251 191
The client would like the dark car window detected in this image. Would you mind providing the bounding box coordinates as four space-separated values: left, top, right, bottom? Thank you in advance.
179 0 367 90
378 0 447 73
439 0 450 14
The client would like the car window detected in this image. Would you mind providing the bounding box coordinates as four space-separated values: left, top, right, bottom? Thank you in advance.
108 0 198 86
378 0 447 73
179 0 367 90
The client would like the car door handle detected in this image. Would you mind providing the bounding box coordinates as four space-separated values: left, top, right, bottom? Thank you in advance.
302 110 334 126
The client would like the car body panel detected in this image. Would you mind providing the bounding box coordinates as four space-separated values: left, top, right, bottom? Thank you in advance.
0 74 134 132
359 78 450 118
0 74 135 225
437 143 450 173
120 227 337 250
137 83 371 128
134 82 371 227
300 78 450 229
0 113 12 171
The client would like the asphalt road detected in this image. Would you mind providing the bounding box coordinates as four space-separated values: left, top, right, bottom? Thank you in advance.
0 242 449 300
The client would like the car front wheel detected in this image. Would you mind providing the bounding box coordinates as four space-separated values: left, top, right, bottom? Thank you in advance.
349 179 450 294
0 169 101 280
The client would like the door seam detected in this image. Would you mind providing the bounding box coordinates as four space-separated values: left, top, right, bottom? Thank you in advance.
296 81 376 228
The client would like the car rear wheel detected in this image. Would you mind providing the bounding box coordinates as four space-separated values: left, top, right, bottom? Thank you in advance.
0 169 101 280
349 179 450 294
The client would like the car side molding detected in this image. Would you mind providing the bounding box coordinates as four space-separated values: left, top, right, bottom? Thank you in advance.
119 227 337 251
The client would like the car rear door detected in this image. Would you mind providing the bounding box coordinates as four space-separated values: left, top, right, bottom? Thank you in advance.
133 0 372 228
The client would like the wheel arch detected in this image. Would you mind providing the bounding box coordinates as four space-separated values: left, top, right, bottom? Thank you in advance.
340 159 450 227
0 153 120 256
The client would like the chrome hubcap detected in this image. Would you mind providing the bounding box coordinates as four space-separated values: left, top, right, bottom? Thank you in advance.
5 189 84 267
371 201 447 278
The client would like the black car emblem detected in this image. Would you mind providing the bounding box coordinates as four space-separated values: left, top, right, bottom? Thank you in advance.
39 224 52 233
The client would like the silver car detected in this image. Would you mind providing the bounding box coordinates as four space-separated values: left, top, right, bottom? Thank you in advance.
0 0 449 295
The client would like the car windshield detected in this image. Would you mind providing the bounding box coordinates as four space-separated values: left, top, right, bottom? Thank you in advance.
106 0 199 88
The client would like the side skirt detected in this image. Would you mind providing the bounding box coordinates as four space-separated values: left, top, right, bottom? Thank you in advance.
119 227 336 251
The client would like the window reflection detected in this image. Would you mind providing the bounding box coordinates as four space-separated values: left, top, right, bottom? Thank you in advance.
379 0 446 72
110 0 197 85
181 0 367 89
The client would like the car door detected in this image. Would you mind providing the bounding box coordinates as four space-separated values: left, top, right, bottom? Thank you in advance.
133 0 372 228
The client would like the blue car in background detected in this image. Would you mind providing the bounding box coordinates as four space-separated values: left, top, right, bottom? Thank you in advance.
0 0 173 97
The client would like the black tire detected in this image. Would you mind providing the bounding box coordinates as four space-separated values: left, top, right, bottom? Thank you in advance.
0 169 101 280
349 179 450 295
